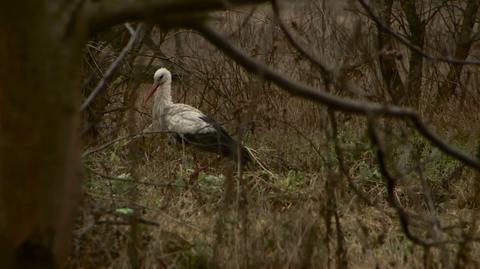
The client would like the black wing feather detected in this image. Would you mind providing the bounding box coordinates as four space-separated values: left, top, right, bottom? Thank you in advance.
174 115 251 165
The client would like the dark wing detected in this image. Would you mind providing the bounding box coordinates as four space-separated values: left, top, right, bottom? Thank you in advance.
175 115 251 165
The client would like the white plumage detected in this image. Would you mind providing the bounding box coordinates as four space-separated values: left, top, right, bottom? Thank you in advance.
144 68 250 164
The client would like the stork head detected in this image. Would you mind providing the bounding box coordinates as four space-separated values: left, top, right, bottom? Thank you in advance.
144 68 172 104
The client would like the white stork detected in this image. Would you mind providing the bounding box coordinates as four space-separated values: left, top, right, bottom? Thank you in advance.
143 68 251 165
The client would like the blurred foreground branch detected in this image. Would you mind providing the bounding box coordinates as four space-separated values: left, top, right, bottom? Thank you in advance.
86 0 267 34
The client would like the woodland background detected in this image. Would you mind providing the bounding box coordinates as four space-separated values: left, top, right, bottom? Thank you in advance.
2 0 480 268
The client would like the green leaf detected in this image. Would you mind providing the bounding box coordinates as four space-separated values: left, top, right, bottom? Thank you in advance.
115 207 134 215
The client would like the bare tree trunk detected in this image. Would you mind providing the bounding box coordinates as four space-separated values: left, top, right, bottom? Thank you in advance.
175 31 185 66
124 24 147 269
400 0 425 108
377 0 405 104
437 0 479 103
126 89 141 269
0 1 85 268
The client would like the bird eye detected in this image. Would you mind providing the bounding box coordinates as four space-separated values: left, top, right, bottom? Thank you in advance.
160 75 164 79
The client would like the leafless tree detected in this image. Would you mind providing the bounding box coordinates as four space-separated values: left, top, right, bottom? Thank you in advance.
2 0 480 268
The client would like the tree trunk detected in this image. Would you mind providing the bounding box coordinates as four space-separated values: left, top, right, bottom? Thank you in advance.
400 0 425 109
437 0 479 104
377 0 405 105
0 1 86 268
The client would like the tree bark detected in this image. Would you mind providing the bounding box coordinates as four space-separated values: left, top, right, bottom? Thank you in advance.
437 0 479 103
376 0 405 105
0 1 86 268
0 1 267 266
400 0 425 108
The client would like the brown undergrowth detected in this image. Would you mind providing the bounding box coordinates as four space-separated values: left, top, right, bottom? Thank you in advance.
75 1 480 268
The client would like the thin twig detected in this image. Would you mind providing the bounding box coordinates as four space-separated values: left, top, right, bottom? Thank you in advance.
194 23 480 170
367 115 434 247
357 0 480 66
87 192 210 234
329 110 375 206
271 0 330 79
81 130 167 158
81 24 142 111
227 7 257 39
85 166 188 189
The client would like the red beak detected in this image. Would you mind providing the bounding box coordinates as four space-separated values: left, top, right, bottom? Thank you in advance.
143 81 160 105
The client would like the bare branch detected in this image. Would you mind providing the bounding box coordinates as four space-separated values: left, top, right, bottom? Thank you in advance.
271 0 330 80
367 115 435 247
329 111 375 207
272 0 370 97
85 165 187 189
81 131 168 158
86 0 267 34
227 7 257 39
357 0 480 66
194 23 480 170
81 24 142 112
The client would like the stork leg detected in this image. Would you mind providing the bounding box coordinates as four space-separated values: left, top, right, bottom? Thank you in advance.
188 153 209 184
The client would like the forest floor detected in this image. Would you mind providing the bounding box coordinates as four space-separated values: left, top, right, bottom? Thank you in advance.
74 118 480 269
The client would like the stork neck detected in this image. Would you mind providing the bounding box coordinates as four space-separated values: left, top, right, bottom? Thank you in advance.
153 83 173 118
155 83 173 105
